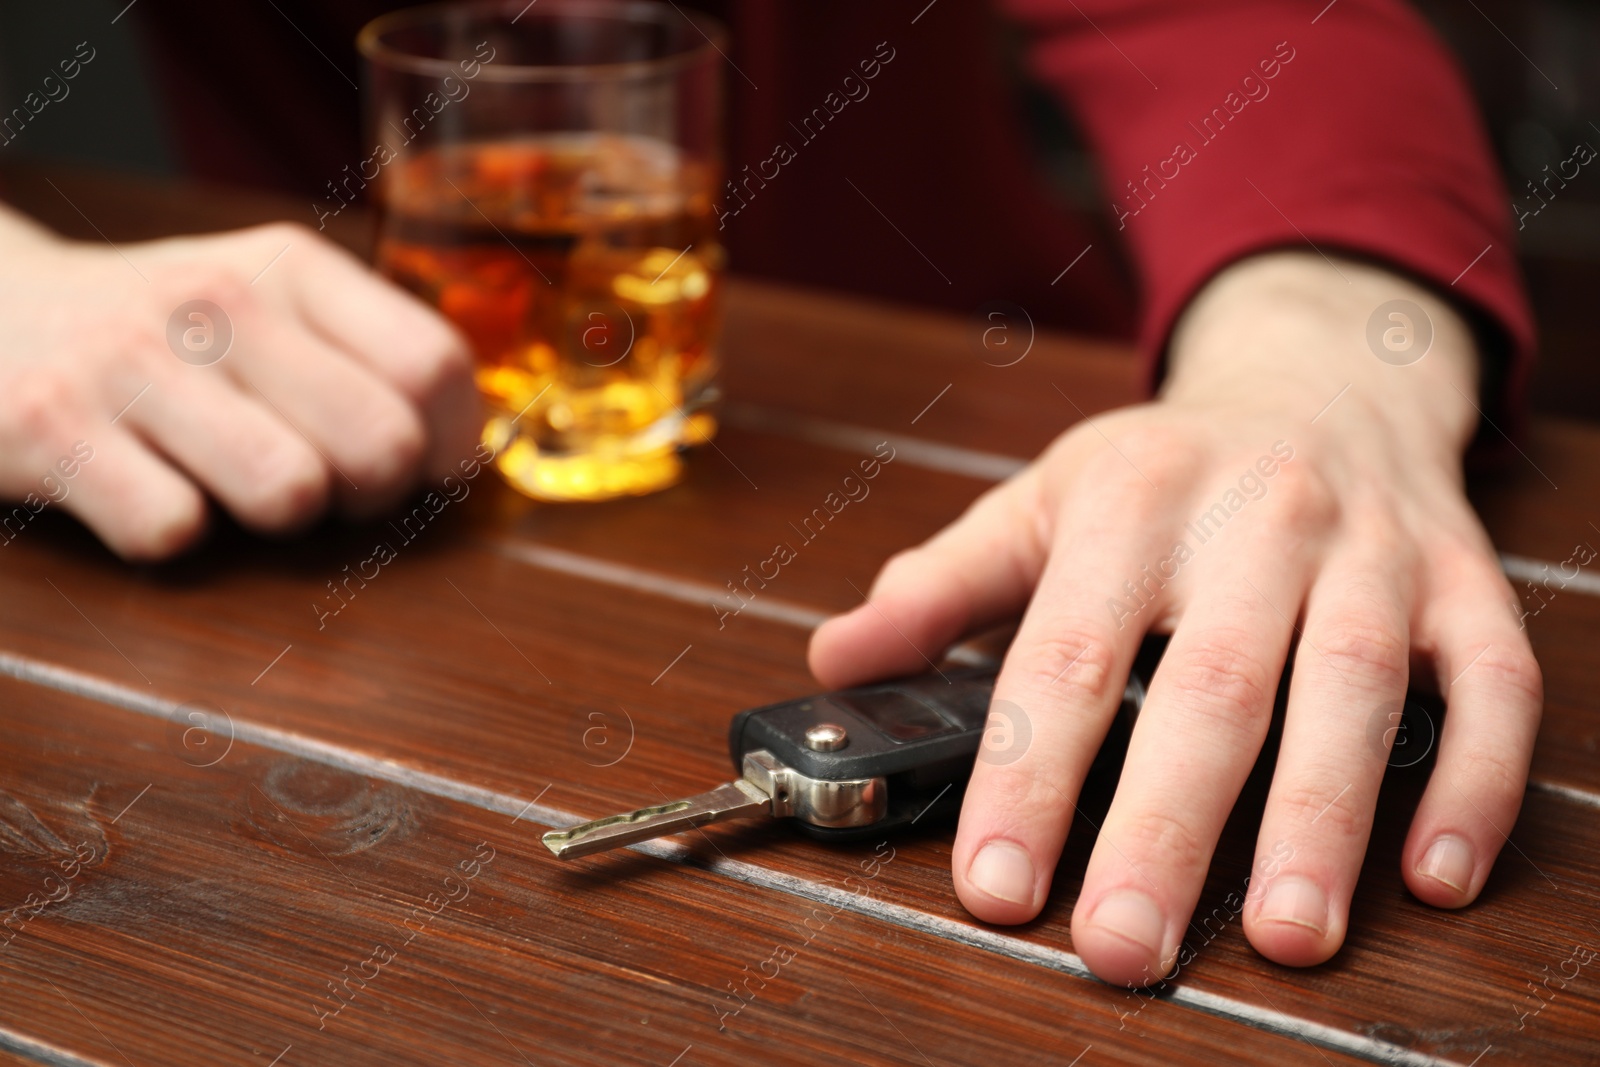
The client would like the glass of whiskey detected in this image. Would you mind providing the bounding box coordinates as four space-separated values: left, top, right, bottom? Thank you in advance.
359 0 726 501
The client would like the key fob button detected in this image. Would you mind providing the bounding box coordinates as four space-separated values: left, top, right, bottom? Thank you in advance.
827 690 955 743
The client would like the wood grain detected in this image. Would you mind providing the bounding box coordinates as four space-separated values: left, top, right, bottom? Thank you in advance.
0 518 1597 1063
0 677 1383 1067
0 161 1597 1066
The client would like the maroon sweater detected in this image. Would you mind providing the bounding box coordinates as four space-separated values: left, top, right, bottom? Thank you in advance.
132 0 1531 410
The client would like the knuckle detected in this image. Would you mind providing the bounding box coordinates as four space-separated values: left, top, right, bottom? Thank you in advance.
386 311 472 399
1067 467 1164 534
1315 620 1409 691
1113 806 1211 876
245 221 337 270
240 440 332 528
1462 644 1543 710
1344 500 1408 554
347 401 427 488
1272 780 1367 840
1078 422 1193 495
1164 635 1278 730
0 370 80 450
1451 745 1528 807
1261 460 1337 533
1004 473 1054 569
119 487 207 561
971 767 1056 825
1008 627 1118 702
154 262 254 322
1107 422 1194 480
253 220 316 246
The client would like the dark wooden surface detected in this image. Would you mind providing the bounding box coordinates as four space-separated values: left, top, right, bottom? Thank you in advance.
1 164 1597 1066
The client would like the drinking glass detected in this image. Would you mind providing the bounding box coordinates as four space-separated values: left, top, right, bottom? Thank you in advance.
358 0 726 501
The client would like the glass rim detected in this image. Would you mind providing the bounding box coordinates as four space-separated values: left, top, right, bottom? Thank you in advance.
357 0 729 84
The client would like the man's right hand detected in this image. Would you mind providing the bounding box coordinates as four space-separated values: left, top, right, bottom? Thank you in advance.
0 211 480 559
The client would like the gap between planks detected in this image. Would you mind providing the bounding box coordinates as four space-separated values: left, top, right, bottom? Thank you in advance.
0 651 1512 1067
0 1028 113 1067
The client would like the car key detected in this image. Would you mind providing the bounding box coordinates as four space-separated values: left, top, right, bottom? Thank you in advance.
540 638 1165 859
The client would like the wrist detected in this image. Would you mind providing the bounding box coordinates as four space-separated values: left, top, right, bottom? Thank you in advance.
1162 251 1482 461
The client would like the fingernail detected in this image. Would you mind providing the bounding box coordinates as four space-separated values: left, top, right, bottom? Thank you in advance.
1417 835 1474 894
1258 875 1329 935
1089 888 1167 957
967 841 1036 906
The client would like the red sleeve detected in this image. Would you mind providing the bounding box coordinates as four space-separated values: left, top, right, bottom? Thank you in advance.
996 0 1535 428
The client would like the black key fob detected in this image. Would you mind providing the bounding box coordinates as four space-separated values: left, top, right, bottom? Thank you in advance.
727 637 1167 841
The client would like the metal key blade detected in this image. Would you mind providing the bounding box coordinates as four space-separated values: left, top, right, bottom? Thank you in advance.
542 779 770 859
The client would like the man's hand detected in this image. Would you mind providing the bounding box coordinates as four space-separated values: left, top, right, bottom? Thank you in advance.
809 251 1542 986
0 209 480 560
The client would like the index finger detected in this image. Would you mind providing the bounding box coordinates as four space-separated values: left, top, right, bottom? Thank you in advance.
952 475 1175 925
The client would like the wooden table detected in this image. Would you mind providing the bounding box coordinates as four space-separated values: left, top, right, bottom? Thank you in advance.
1 166 1597 1067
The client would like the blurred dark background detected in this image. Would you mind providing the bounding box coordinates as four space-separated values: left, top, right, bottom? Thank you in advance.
0 0 1594 420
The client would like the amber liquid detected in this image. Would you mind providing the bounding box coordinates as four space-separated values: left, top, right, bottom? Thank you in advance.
375 133 723 501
